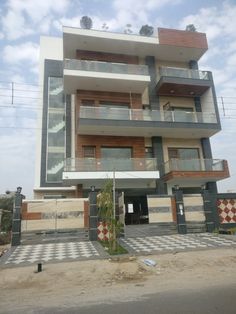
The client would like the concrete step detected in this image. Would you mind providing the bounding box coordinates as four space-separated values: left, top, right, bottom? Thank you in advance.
186 221 206 234
125 223 178 237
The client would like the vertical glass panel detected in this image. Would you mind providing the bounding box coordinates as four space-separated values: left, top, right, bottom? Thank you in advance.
46 77 65 182
101 147 132 170
173 107 194 122
168 148 201 171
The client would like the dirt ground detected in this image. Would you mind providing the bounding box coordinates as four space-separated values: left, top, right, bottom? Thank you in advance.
0 247 236 313
0 244 10 258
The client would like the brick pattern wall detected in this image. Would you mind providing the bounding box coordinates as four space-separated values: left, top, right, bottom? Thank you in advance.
158 28 208 49
77 135 145 159
76 50 139 64
77 90 142 109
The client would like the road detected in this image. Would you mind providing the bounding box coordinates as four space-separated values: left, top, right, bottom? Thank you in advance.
4 283 235 314
1 247 236 314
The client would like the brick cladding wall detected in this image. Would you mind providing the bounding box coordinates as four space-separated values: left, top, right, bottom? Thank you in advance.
76 90 142 110
76 50 139 64
158 28 208 49
77 135 145 159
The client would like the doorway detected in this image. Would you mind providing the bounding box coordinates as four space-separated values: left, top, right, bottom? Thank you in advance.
124 195 148 225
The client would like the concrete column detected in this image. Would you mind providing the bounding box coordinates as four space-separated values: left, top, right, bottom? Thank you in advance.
152 137 167 194
88 191 98 241
11 188 24 246
201 138 218 194
174 189 187 234
65 94 72 159
145 56 160 110
202 189 218 232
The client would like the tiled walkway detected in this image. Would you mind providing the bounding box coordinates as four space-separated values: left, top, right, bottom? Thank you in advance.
120 233 236 254
1 241 106 267
1 234 235 268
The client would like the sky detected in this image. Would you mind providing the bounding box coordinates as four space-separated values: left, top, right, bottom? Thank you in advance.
0 0 236 197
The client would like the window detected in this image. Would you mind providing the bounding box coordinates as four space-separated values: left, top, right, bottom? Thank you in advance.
99 101 129 107
81 99 95 106
101 147 132 170
168 148 201 171
101 147 132 159
163 102 195 122
83 146 96 158
99 102 129 120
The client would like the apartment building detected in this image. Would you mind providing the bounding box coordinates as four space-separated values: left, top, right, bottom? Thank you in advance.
34 26 229 223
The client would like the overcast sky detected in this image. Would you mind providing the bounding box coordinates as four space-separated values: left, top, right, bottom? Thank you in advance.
0 0 236 198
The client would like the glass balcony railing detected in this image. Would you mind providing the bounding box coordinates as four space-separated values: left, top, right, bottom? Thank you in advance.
64 59 149 76
159 67 209 80
164 159 225 174
64 158 157 172
79 106 217 124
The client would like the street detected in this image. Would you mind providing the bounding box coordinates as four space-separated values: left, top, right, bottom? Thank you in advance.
0 247 235 314
4 283 236 314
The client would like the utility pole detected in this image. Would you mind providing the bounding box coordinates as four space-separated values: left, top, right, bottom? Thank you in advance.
113 168 116 218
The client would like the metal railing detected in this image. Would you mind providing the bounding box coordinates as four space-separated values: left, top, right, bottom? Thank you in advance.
64 59 149 76
64 158 158 172
79 106 217 123
164 159 225 173
159 67 209 80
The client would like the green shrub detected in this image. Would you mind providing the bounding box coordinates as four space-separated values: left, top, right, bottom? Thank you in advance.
0 232 11 245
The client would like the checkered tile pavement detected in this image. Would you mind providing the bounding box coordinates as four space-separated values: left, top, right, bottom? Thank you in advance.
2 241 102 266
120 233 236 254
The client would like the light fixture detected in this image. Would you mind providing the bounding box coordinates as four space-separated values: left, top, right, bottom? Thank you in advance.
90 185 95 192
201 184 206 190
170 90 175 94
174 184 179 190
190 91 195 95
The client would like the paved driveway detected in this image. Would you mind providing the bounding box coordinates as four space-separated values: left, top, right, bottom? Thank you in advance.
0 241 108 267
1 234 235 268
120 233 236 254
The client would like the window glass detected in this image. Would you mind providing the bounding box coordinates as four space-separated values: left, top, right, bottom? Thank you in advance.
46 77 65 183
81 99 95 106
101 147 132 159
83 146 96 158
168 148 200 171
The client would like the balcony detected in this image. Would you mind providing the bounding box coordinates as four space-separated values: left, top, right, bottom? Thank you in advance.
77 106 219 138
62 158 159 189
156 67 211 97
63 27 207 62
163 159 230 184
63 59 150 94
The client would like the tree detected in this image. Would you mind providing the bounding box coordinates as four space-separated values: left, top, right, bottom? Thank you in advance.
185 24 196 32
80 16 93 29
102 23 109 31
139 25 154 36
124 24 133 34
97 180 122 252
0 195 13 232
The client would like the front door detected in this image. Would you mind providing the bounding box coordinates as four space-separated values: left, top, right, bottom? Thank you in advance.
124 195 148 225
